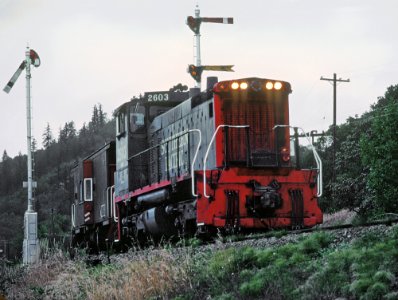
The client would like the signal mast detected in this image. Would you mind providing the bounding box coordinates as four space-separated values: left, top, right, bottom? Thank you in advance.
3 46 41 264
186 5 234 89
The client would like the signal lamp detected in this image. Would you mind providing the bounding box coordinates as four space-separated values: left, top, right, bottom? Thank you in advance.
265 82 274 90
218 82 228 91
281 147 290 162
231 82 239 90
274 82 282 90
188 64 203 82
240 82 248 90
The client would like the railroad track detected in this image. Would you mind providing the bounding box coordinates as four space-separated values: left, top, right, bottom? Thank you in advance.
81 216 398 265
233 216 398 243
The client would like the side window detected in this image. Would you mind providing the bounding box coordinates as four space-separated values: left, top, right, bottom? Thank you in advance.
130 104 146 133
117 112 126 135
84 178 93 201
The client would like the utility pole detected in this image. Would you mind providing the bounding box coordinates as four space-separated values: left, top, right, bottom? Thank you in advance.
320 73 350 184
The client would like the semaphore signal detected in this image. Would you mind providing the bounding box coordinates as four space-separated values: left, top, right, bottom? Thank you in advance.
3 46 41 264
186 5 234 88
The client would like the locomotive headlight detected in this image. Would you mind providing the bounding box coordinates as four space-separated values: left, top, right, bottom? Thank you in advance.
274 82 283 90
231 82 240 90
240 82 248 90
265 82 274 90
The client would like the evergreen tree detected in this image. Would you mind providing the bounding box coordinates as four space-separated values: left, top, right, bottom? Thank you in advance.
89 103 107 133
42 123 54 149
91 105 99 129
31 137 37 152
98 103 107 127
0 150 11 194
59 121 76 143
2 150 9 162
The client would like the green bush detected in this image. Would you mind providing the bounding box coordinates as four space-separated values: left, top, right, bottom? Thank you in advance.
239 273 266 297
195 232 334 299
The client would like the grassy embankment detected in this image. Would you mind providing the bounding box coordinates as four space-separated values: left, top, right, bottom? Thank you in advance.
1 225 398 299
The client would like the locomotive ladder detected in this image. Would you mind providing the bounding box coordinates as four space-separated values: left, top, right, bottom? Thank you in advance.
289 189 304 229
225 190 240 233
203 125 250 198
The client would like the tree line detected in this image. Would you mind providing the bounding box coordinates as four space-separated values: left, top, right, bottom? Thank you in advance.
0 104 115 258
317 84 398 218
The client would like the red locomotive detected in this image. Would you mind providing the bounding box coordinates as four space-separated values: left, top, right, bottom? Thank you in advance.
71 77 323 249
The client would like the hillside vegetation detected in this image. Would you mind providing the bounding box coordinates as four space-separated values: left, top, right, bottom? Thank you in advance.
0 104 114 258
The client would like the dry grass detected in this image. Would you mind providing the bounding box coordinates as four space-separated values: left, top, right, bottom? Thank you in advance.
5 247 72 299
43 249 193 300
321 209 357 227
84 251 192 300
3 239 193 300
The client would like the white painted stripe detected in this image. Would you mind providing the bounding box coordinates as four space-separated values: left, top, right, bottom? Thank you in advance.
85 217 90 222
223 18 228 24
84 212 91 217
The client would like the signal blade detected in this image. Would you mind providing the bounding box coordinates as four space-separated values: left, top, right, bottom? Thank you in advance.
202 17 233 24
3 61 26 93
202 65 234 72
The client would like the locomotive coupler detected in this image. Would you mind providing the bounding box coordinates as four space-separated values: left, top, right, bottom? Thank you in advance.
246 180 282 213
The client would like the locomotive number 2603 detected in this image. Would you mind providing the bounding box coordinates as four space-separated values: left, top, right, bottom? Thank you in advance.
146 92 170 102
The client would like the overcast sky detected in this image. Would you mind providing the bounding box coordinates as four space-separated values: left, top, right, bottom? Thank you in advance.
0 0 397 158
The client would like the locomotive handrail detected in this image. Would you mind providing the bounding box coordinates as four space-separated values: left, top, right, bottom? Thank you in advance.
273 125 323 197
106 187 111 218
128 129 202 197
111 185 118 222
128 130 194 161
71 203 76 228
107 186 115 219
189 129 202 197
203 125 250 199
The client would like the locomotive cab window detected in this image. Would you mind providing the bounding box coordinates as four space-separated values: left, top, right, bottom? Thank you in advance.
130 104 146 133
84 178 93 201
117 112 126 136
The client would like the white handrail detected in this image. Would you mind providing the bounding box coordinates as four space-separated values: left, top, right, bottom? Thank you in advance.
106 187 111 218
111 185 118 222
71 204 76 228
273 125 323 197
189 129 202 197
203 124 250 198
